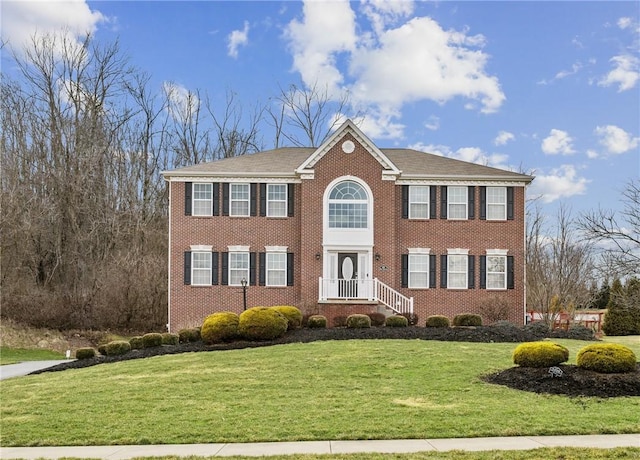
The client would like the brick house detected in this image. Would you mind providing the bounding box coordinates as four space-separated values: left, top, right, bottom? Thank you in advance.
162 120 533 331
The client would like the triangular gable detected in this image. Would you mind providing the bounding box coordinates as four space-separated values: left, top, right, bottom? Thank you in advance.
295 119 401 179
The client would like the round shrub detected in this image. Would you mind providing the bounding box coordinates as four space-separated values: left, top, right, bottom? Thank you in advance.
104 340 131 356
576 343 637 374
512 341 570 368
271 306 303 330
75 347 96 359
161 332 179 346
346 314 371 329
523 321 551 338
129 336 144 350
385 315 408 327
307 315 327 329
142 332 163 348
425 315 450 328
566 324 596 341
238 307 288 341
178 328 201 343
97 344 107 355
401 312 419 326
453 313 482 327
201 312 240 344
367 312 386 327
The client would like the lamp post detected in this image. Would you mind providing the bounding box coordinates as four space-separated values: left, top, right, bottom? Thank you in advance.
240 277 248 311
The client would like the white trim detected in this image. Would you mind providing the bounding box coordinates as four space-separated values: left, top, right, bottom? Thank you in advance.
447 253 468 290
167 182 172 331
265 245 288 252
228 245 250 252
396 178 529 186
191 251 213 286
166 176 301 183
266 183 287 218
190 245 213 251
486 249 508 256
408 185 430 220
447 185 468 220
447 248 469 255
266 252 287 287
229 183 250 217
486 254 507 290
408 252 430 289
408 247 431 254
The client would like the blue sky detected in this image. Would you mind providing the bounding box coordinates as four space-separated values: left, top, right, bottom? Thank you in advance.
2 0 639 216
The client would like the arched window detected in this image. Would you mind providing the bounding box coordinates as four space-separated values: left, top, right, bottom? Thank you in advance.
328 181 368 228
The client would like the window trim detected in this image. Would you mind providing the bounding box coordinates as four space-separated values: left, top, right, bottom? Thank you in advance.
328 180 369 229
192 183 213 216
486 186 507 221
447 186 468 220
230 183 250 217
228 246 250 286
266 251 287 287
408 186 430 220
407 248 430 289
447 249 468 289
191 251 212 286
266 184 287 218
486 249 508 290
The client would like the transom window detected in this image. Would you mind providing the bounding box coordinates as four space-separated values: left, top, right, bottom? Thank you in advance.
487 255 507 289
409 254 429 288
230 184 249 216
229 252 249 285
266 252 287 286
448 186 467 220
448 254 468 289
328 181 368 228
487 187 507 220
191 252 212 285
267 184 287 217
193 183 213 216
409 186 429 219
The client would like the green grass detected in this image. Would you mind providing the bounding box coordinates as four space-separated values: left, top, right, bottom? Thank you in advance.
1 338 639 447
0 346 65 365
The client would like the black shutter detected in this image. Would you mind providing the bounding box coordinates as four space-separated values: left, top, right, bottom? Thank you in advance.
250 183 257 216
468 255 475 289
259 252 266 286
221 252 228 285
468 186 475 220
479 187 487 220
250 252 256 285
212 183 220 216
287 184 295 217
507 187 514 220
184 182 192 216
429 254 436 288
440 186 447 219
507 256 515 289
440 255 448 288
480 256 487 289
222 183 229 216
401 254 408 287
287 253 294 286
430 186 437 219
183 251 191 285
260 183 267 217
212 252 219 285
401 186 409 219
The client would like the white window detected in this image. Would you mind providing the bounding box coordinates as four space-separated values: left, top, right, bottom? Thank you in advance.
328 181 368 228
448 253 468 289
267 184 287 217
192 252 212 286
487 187 507 220
193 183 212 216
409 254 429 288
266 252 287 286
409 186 429 219
486 250 508 290
448 186 467 220
230 183 249 216
229 252 249 285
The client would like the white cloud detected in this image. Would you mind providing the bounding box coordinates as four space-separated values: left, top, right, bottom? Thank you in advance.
541 129 576 155
529 165 589 203
554 62 583 80
595 125 640 154
163 82 200 123
586 149 599 159
494 131 515 146
227 21 250 59
617 17 633 30
407 143 509 169
1 0 107 55
360 0 414 36
598 54 639 92
424 115 440 131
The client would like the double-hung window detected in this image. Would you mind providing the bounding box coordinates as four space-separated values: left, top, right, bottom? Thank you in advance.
267 184 287 217
266 252 287 286
448 251 468 289
409 186 429 219
448 186 467 219
193 183 213 216
486 250 507 289
230 184 250 216
229 252 249 285
191 252 212 285
409 252 429 288
487 187 507 220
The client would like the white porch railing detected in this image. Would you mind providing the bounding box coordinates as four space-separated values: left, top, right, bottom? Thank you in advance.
318 277 413 315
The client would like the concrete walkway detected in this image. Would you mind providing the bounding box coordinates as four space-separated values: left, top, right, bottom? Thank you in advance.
1 435 639 459
0 360 72 380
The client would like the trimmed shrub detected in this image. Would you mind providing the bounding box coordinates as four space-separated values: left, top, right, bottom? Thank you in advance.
333 315 348 328
367 312 386 327
238 307 288 341
178 328 201 343
524 321 551 338
201 312 240 344
142 332 163 348
453 313 482 327
271 306 303 330
75 347 96 359
513 341 570 368
346 314 371 329
576 343 637 374
129 336 144 350
401 312 419 326
104 340 131 356
307 315 327 329
97 344 107 355
385 315 408 327
425 315 450 328
161 332 179 346
565 324 596 341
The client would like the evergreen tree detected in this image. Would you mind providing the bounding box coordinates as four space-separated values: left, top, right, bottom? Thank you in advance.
602 278 636 335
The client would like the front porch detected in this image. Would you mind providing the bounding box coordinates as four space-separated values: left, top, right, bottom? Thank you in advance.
318 277 413 316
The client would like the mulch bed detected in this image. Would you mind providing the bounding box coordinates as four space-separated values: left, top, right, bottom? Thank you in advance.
30 326 640 398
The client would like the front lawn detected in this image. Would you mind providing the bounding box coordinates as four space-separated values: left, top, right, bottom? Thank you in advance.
0 347 65 366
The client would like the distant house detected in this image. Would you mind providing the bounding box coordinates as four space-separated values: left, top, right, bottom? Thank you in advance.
161 120 533 331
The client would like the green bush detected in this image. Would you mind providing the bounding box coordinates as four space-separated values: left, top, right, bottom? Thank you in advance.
401 312 419 326
201 312 240 344
367 312 386 327
385 315 408 327
453 313 482 327
333 315 348 327
161 332 179 345
425 315 450 328
97 344 107 355
238 307 288 341
178 328 201 343
576 343 637 373
512 341 569 368
565 324 596 341
75 347 96 359
104 340 131 356
271 306 303 330
346 314 371 329
523 321 551 338
307 315 327 329
129 336 144 350
142 333 163 348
